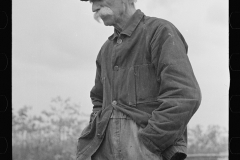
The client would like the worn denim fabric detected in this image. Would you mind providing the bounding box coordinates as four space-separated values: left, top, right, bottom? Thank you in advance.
91 109 163 160
76 9 201 160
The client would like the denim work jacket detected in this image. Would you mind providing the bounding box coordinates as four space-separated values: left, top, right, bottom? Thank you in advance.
77 10 201 160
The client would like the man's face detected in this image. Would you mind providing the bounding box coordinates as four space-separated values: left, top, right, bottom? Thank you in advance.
91 0 124 26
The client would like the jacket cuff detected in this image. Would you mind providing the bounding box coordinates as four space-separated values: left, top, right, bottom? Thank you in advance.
92 106 102 112
162 145 187 160
138 124 187 160
138 125 162 155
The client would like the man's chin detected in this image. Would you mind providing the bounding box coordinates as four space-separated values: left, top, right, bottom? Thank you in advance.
94 16 113 26
102 19 113 26
103 21 112 26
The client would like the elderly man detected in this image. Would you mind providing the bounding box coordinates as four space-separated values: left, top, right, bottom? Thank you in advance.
77 0 201 160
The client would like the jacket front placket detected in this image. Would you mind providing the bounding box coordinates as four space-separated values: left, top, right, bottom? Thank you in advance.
110 35 123 107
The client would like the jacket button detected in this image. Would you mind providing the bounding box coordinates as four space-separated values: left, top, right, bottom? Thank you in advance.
114 66 119 71
112 101 117 105
117 39 122 44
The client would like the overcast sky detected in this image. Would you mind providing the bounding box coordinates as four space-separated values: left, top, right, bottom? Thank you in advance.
12 0 228 129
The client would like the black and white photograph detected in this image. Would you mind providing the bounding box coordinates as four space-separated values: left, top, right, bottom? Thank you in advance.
12 0 228 160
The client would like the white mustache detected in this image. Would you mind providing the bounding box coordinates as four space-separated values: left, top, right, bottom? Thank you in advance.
94 7 114 22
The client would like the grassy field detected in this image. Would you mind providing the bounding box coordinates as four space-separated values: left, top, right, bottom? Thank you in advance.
12 97 228 160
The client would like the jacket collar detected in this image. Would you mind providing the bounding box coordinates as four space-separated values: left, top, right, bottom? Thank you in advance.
108 9 144 41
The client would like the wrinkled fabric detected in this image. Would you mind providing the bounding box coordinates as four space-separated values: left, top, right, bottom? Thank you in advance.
77 9 201 160
91 109 163 160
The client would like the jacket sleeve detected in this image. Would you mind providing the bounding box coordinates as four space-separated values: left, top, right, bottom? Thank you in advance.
138 22 201 155
90 51 103 113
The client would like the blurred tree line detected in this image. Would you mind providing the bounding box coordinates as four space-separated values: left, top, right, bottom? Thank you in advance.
12 96 89 160
187 124 228 154
12 96 228 160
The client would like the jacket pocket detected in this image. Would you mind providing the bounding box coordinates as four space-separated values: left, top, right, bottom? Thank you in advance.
79 123 92 138
79 112 98 138
134 64 160 104
127 66 137 106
